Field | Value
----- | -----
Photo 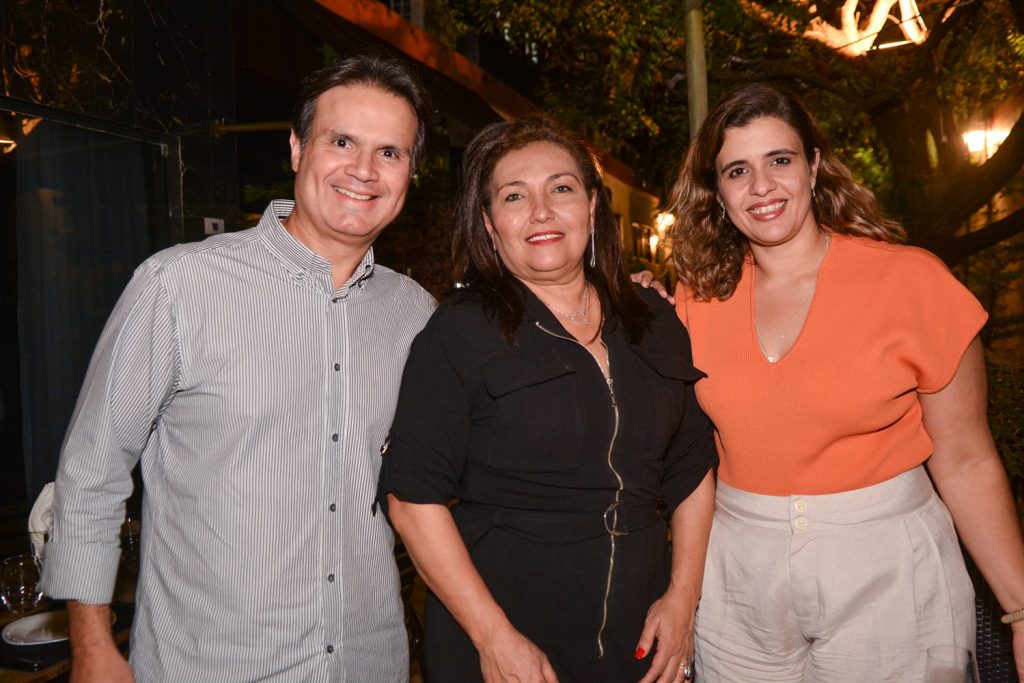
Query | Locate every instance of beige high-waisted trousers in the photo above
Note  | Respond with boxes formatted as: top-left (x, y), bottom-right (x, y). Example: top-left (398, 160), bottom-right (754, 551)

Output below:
top-left (695, 466), bottom-right (975, 683)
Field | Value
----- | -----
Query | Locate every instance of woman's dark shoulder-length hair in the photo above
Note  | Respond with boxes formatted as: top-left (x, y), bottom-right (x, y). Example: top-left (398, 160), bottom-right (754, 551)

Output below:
top-left (451, 114), bottom-right (652, 343)
top-left (667, 82), bottom-right (905, 302)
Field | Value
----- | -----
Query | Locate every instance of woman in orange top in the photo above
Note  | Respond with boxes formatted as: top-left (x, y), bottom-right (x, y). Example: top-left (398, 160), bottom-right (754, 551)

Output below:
top-left (669, 83), bottom-right (1024, 682)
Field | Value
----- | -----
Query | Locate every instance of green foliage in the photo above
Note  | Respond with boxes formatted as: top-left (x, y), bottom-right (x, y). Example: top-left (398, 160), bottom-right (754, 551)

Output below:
top-left (438, 0), bottom-right (694, 190)
top-left (433, 0), bottom-right (1024, 261)
top-left (938, 5), bottom-right (1024, 122)
top-left (963, 234), bottom-right (1024, 348)
top-left (988, 358), bottom-right (1024, 498)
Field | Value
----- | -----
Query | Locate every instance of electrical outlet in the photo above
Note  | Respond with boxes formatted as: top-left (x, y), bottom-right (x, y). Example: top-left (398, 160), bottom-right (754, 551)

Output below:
top-left (204, 217), bottom-right (225, 235)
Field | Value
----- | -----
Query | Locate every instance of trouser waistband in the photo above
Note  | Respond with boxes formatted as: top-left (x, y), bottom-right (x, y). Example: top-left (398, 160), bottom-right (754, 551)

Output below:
top-left (716, 466), bottom-right (935, 531)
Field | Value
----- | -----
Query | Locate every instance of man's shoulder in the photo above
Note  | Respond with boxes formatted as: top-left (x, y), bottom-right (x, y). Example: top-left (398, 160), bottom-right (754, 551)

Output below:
top-left (367, 264), bottom-right (438, 319)
top-left (142, 227), bottom-right (262, 276)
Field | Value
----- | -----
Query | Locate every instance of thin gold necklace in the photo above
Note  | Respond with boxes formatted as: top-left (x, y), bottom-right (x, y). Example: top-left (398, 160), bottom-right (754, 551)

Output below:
top-left (755, 232), bottom-right (830, 364)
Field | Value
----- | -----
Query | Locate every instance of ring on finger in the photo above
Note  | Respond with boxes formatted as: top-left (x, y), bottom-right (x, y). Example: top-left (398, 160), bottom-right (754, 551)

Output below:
top-left (679, 661), bottom-right (694, 679)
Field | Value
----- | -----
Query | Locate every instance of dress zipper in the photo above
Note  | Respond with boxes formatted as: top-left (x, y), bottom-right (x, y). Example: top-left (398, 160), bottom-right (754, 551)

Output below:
top-left (535, 322), bottom-right (622, 657)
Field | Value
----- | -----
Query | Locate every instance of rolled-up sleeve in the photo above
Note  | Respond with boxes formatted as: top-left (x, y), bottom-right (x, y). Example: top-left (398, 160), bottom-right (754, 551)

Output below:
top-left (376, 315), bottom-right (470, 516)
top-left (660, 380), bottom-right (717, 514)
top-left (42, 260), bottom-right (180, 604)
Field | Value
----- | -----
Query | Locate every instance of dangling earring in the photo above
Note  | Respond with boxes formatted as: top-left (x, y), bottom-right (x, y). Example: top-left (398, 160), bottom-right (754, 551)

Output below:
top-left (719, 205), bottom-right (728, 223)
top-left (589, 230), bottom-right (597, 269)
top-left (811, 184), bottom-right (816, 200)
top-left (492, 242), bottom-right (503, 273)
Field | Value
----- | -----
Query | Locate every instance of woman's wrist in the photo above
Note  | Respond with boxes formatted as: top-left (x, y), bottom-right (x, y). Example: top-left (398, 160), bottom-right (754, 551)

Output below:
top-left (663, 580), bottom-right (700, 608)
top-left (466, 605), bottom-right (515, 651)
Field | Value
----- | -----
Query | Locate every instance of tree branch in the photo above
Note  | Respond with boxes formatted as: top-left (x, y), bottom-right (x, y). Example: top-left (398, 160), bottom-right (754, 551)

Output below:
top-left (897, 0), bottom-right (929, 43)
top-left (936, 205), bottom-right (1024, 265)
top-left (931, 108), bottom-right (1024, 230)
top-left (736, 1), bottom-right (808, 39)
top-left (710, 58), bottom-right (855, 102)
top-left (921, 0), bottom-right (982, 64)
top-left (854, 1), bottom-right (980, 113)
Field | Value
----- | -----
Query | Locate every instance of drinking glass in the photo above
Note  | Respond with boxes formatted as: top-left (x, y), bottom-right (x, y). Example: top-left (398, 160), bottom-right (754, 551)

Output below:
top-left (0, 553), bottom-right (44, 614)
top-left (924, 645), bottom-right (980, 683)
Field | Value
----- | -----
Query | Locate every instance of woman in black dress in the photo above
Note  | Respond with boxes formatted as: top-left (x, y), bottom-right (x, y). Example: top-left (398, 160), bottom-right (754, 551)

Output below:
top-left (377, 116), bottom-right (716, 683)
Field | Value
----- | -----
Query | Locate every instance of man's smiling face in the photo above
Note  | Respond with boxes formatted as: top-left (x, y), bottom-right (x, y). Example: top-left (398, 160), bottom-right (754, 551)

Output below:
top-left (285, 83), bottom-right (418, 256)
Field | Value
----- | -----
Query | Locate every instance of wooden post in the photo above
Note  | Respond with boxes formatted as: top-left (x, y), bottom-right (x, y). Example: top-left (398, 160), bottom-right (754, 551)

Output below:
top-left (684, 0), bottom-right (708, 134)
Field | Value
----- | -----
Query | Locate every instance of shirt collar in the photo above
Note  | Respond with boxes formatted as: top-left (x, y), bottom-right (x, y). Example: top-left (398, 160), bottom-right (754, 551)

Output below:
top-left (258, 199), bottom-right (376, 294)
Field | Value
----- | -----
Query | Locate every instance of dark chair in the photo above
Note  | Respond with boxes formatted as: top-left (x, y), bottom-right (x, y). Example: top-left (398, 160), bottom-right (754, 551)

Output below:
top-left (965, 551), bottom-right (1016, 681)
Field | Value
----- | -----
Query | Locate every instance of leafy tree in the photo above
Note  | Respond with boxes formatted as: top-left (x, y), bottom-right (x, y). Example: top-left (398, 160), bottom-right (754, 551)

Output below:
top-left (435, 0), bottom-right (1024, 265)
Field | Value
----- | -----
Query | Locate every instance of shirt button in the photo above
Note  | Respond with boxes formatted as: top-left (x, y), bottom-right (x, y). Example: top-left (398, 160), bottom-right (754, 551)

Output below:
top-left (329, 503), bottom-right (336, 512)
top-left (794, 517), bottom-right (808, 530)
top-left (333, 363), bottom-right (340, 371)
top-left (326, 645), bottom-right (334, 654)
top-left (331, 433), bottom-right (339, 442)
top-left (794, 499), bottom-right (808, 513)
top-left (327, 574), bottom-right (335, 583)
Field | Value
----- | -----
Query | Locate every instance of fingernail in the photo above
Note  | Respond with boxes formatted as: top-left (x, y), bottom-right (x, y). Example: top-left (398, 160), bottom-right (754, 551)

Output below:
top-left (634, 647), bottom-right (646, 659)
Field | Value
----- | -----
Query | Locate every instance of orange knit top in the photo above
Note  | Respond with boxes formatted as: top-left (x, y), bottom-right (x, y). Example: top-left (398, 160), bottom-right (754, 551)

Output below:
top-left (675, 233), bottom-right (987, 495)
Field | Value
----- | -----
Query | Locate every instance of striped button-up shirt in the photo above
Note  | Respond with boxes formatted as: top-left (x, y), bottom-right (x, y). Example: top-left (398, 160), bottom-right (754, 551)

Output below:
top-left (42, 200), bottom-right (437, 682)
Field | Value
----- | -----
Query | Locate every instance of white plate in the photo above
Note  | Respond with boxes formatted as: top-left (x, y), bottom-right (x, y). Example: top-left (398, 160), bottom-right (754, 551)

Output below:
top-left (2, 609), bottom-right (116, 646)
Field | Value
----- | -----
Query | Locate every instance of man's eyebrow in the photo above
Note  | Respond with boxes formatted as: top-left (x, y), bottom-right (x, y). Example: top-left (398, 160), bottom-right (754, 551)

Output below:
top-left (323, 129), bottom-right (411, 152)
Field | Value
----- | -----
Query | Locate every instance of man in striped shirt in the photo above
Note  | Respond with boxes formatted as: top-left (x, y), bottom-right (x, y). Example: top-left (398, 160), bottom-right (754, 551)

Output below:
top-left (42, 56), bottom-right (436, 682)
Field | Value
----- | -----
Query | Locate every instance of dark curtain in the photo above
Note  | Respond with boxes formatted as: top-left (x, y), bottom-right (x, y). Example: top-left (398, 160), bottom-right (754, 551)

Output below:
top-left (17, 120), bottom-right (153, 500)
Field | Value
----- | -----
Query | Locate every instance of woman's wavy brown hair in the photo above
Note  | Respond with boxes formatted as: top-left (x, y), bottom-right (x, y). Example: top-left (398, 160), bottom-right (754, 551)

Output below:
top-left (668, 83), bottom-right (905, 301)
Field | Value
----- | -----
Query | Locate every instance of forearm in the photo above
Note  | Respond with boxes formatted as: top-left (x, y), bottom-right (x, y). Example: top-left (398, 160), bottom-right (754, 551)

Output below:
top-left (930, 454), bottom-right (1024, 612)
top-left (665, 470), bottom-right (715, 606)
top-left (67, 601), bottom-right (120, 658)
top-left (386, 496), bottom-right (512, 648)
top-left (66, 601), bottom-right (134, 683)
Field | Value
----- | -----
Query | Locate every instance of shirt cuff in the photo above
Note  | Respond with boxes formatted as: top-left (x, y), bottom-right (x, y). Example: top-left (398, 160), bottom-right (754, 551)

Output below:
top-left (41, 541), bottom-right (122, 605)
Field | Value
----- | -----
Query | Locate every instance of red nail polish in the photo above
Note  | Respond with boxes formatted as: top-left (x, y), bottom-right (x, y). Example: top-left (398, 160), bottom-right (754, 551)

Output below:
top-left (634, 647), bottom-right (646, 659)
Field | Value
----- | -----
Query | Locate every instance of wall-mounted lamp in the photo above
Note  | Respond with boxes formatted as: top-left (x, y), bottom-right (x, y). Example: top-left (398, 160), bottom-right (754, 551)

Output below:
top-left (962, 128), bottom-right (1009, 158)
top-left (654, 212), bottom-right (675, 236)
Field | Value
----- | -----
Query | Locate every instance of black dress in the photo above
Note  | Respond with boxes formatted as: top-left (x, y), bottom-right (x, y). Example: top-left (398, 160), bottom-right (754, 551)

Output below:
top-left (377, 284), bottom-right (716, 682)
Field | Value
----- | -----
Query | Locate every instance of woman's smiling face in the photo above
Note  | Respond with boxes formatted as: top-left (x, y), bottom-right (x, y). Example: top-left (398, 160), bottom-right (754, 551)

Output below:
top-left (483, 141), bottom-right (596, 286)
top-left (716, 116), bottom-right (820, 248)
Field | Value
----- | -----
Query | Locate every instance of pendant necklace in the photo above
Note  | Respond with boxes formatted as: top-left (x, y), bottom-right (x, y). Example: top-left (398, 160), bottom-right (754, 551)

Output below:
top-left (755, 285), bottom-right (815, 363)
top-left (545, 283), bottom-right (592, 328)
top-left (755, 232), bottom-right (830, 364)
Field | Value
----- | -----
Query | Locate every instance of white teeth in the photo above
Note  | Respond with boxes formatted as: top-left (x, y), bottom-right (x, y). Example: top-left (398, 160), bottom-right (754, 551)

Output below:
top-left (335, 187), bottom-right (373, 201)
top-left (527, 233), bottom-right (562, 243)
top-left (749, 201), bottom-right (785, 215)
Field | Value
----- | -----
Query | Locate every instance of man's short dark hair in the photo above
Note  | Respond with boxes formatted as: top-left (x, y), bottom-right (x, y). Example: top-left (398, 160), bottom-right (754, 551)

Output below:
top-left (292, 55), bottom-right (430, 169)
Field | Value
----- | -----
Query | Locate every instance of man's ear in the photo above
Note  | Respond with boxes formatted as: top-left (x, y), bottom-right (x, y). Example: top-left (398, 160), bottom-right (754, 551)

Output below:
top-left (289, 131), bottom-right (303, 173)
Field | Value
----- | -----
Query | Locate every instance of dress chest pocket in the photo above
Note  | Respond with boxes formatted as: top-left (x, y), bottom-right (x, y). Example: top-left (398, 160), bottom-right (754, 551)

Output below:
top-left (482, 355), bottom-right (583, 472)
